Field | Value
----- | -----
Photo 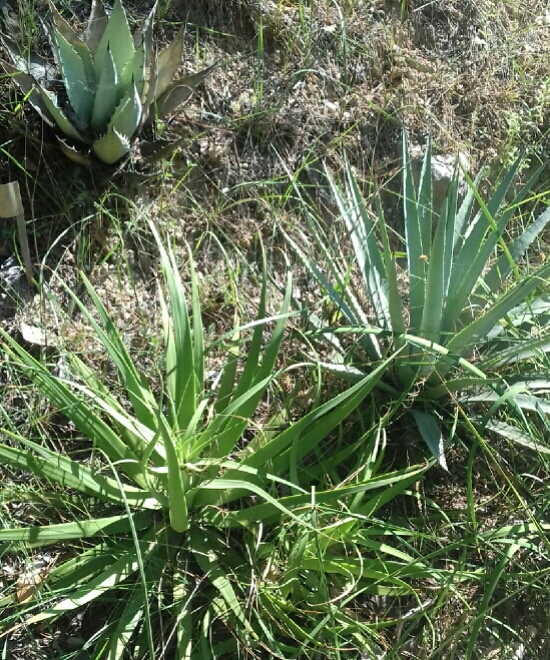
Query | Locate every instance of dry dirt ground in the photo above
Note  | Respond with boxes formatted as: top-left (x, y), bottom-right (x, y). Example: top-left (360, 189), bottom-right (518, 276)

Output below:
top-left (2, 0), bottom-right (550, 658)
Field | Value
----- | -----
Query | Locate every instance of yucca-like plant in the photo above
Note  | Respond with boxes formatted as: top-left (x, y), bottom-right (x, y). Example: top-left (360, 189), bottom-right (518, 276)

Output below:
top-left (0, 0), bottom-right (215, 164)
top-left (0, 224), bottom-right (441, 658)
top-left (288, 136), bottom-right (550, 467)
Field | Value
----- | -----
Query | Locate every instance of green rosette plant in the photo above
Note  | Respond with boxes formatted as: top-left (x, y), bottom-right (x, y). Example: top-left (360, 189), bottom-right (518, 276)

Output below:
top-left (0, 0), bottom-right (215, 164)
top-left (0, 224), bottom-right (440, 658)
top-left (288, 136), bottom-right (550, 467)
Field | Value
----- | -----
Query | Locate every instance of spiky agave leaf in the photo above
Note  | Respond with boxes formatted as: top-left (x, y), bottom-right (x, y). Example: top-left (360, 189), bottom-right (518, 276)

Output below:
top-left (47, 25), bottom-right (94, 124)
top-left (84, 0), bottom-right (109, 54)
top-left (45, 0), bottom-right (95, 83)
top-left (92, 47), bottom-right (118, 130)
top-left (93, 0), bottom-right (135, 84)
top-left (154, 62), bottom-right (218, 119)
top-left (92, 84), bottom-right (142, 163)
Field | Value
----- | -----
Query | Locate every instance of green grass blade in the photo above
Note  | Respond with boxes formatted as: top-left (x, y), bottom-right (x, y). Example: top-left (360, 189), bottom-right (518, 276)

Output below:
top-left (74, 272), bottom-right (160, 433)
top-left (0, 330), bottom-right (149, 487)
top-left (243, 356), bottom-right (394, 475)
top-left (199, 462), bottom-right (427, 527)
top-left (25, 548), bottom-right (143, 626)
top-left (403, 133), bottom-right (426, 332)
top-left (192, 375), bottom-right (274, 460)
top-left (286, 228), bottom-right (382, 360)
top-left (0, 435), bottom-right (157, 508)
top-left (484, 202), bottom-right (550, 293)
top-left (445, 261), bottom-right (550, 357)
top-left (189, 529), bottom-right (250, 630)
top-left (0, 513), bottom-right (150, 544)
top-left (150, 222), bottom-right (202, 434)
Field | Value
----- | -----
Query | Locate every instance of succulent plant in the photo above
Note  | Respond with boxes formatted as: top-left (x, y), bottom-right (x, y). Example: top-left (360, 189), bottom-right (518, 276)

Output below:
top-left (0, 0), bottom-right (215, 164)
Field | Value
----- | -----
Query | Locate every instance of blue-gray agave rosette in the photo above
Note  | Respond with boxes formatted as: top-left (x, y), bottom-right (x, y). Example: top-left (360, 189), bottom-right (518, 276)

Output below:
top-left (0, 0), bottom-right (215, 164)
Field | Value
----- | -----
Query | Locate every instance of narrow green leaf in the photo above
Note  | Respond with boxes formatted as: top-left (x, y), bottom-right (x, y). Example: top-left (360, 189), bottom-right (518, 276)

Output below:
top-left (420, 176), bottom-right (458, 344)
top-left (339, 162), bottom-right (390, 328)
top-left (26, 548), bottom-right (144, 626)
top-left (108, 597), bottom-right (143, 660)
top-left (375, 194), bottom-right (406, 337)
top-left (403, 133), bottom-right (426, 333)
top-left (0, 436), bottom-right (158, 508)
top-left (150, 222), bottom-right (201, 434)
top-left (190, 530), bottom-right (249, 628)
top-left (416, 136), bottom-right (433, 251)
top-left (192, 375), bottom-right (274, 461)
top-left (445, 261), bottom-right (550, 358)
top-left (482, 419), bottom-right (550, 455)
top-left (286, 229), bottom-right (381, 360)
top-left (198, 463), bottom-right (427, 527)
top-left (0, 329), bottom-right (149, 488)
top-left (484, 202), bottom-right (550, 293)
top-left (0, 513), bottom-right (149, 544)
top-left (453, 168), bottom-right (484, 250)
top-left (159, 415), bottom-right (189, 532)
top-left (465, 389), bottom-right (550, 415)
top-left (71, 273), bottom-right (161, 446)
top-left (245, 356), bottom-right (395, 473)
top-left (443, 154), bottom-right (530, 332)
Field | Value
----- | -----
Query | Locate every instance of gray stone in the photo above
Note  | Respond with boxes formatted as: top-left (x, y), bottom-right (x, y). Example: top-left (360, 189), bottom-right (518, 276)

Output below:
top-left (410, 149), bottom-right (470, 219)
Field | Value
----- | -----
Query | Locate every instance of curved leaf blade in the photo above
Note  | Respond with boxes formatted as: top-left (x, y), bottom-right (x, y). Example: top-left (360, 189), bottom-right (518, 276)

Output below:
top-left (155, 63), bottom-right (217, 118)
top-left (154, 25), bottom-right (184, 99)
top-left (411, 410), bottom-right (447, 470)
top-left (93, 0), bottom-right (134, 83)
top-left (50, 26), bottom-right (94, 123)
top-left (92, 46), bottom-right (118, 130)
top-left (85, 0), bottom-right (109, 54)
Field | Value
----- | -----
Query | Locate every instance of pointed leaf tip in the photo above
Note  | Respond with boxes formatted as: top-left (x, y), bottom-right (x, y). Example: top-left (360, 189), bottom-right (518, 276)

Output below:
top-left (411, 410), bottom-right (448, 471)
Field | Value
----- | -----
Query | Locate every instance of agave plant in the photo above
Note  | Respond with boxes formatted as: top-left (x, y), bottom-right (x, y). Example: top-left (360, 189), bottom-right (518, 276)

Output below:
top-left (288, 136), bottom-right (550, 467)
top-left (0, 0), bottom-right (215, 164)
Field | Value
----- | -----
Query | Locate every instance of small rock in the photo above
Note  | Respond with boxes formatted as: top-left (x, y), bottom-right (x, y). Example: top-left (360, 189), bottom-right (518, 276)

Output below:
top-left (0, 255), bottom-right (31, 318)
top-left (410, 149), bottom-right (470, 219)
